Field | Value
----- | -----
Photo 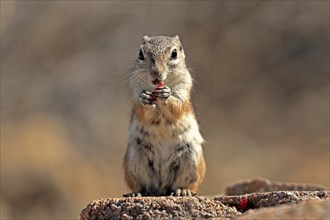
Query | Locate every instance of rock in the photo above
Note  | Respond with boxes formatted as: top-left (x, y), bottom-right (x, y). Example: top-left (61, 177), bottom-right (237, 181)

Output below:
top-left (225, 177), bottom-right (328, 195)
top-left (80, 196), bottom-right (240, 220)
top-left (236, 199), bottom-right (330, 220)
top-left (216, 190), bottom-right (329, 210)
top-left (80, 191), bottom-right (329, 220)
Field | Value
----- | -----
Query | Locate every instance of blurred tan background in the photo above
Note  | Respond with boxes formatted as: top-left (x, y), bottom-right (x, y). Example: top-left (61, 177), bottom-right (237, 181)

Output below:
top-left (1, 1), bottom-right (329, 219)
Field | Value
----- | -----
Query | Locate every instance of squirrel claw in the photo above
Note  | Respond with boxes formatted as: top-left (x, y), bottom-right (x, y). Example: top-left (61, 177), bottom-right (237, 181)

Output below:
top-left (170, 189), bottom-right (196, 197)
top-left (139, 90), bottom-right (155, 105)
top-left (123, 192), bottom-right (142, 197)
top-left (152, 86), bottom-right (172, 100)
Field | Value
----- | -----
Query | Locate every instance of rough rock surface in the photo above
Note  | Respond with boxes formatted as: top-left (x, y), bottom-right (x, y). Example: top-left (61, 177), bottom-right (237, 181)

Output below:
top-left (236, 199), bottom-right (330, 220)
top-left (80, 196), bottom-right (241, 220)
top-left (225, 177), bottom-right (328, 195)
top-left (80, 179), bottom-right (329, 220)
top-left (216, 191), bottom-right (329, 209)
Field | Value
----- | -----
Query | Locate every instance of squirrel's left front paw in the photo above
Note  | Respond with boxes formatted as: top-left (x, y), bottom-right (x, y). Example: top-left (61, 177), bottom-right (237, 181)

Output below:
top-left (153, 85), bottom-right (172, 100)
top-left (139, 90), bottom-right (155, 105)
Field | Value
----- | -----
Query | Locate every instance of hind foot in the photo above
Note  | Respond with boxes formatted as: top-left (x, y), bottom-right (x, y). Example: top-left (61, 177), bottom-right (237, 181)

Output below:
top-left (123, 192), bottom-right (142, 197)
top-left (170, 189), bottom-right (196, 197)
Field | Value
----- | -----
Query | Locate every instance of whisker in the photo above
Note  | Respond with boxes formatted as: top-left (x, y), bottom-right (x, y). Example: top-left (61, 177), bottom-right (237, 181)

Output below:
top-left (115, 68), bottom-right (134, 88)
top-left (130, 69), bottom-right (149, 86)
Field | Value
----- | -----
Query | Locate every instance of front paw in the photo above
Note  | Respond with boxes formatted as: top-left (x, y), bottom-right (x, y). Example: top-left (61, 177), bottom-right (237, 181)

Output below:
top-left (153, 85), bottom-right (172, 101)
top-left (139, 90), bottom-right (155, 105)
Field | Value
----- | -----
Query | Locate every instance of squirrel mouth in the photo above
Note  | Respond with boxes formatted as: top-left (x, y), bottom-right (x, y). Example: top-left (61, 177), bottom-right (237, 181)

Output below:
top-left (152, 75), bottom-right (167, 85)
top-left (152, 79), bottom-right (161, 85)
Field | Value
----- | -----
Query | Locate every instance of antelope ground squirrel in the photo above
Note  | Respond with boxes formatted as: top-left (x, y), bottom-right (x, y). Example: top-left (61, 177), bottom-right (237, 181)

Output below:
top-left (123, 35), bottom-right (205, 197)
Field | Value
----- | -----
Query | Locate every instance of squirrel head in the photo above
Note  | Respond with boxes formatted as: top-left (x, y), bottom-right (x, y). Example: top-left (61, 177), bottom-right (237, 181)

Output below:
top-left (133, 35), bottom-right (188, 85)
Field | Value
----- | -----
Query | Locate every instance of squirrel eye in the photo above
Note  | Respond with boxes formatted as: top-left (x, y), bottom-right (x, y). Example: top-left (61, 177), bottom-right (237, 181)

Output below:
top-left (171, 49), bottom-right (177, 60)
top-left (138, 49), bottom-right (145, 60)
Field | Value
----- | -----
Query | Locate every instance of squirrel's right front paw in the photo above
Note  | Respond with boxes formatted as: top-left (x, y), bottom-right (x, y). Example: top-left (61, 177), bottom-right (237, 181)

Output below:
top-left (139, 90), bottom-right (155, 105)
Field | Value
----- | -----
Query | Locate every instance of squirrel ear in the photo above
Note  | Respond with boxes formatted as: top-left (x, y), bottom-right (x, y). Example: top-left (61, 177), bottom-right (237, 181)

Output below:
top-left (143, 35), bottom-right (150, 43)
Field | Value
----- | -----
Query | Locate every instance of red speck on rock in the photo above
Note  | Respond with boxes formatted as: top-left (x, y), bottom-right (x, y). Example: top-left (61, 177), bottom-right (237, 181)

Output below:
top-left (238, 197), bottom-right (249, 211)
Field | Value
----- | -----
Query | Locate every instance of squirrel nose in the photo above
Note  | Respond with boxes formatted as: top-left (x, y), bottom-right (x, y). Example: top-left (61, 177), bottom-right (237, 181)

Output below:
top-left (151, 69), bottom-right (161, 77)
top-left (151, 67), bottom-right (167, 81)
top-left (151, 63), bottom-right (165, 76)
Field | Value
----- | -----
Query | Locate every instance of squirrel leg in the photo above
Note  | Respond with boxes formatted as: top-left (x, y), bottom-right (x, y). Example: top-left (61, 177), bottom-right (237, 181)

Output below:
top-left (169, 153), bottom-right (206, 197)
